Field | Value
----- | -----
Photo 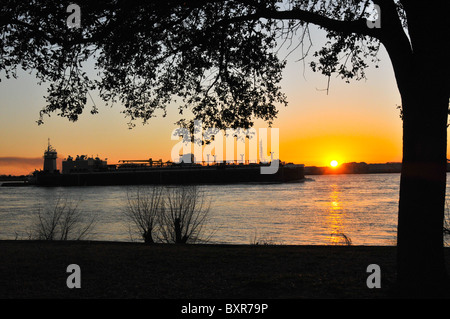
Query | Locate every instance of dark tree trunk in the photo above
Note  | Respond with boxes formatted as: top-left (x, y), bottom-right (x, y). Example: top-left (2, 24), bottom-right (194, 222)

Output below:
top-left (396, 80), bottom-right (449, 296)
top-left (174, 217), bottom-right (188, 244)
top-left (379, 3), bottom-right (450, 295)
top-left (143, 230), bottom-right (154, 244)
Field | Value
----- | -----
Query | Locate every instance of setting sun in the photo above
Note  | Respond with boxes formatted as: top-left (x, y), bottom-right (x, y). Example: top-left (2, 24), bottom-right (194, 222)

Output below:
top-left (330, 160), bottom-right (339, 167)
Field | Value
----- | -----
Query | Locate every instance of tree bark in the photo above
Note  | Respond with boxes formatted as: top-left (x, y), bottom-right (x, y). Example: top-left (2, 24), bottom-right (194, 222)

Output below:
top-left (396, 79), bottom-right (449, 296)
top-left (377, 1), bottom-right (450, 295)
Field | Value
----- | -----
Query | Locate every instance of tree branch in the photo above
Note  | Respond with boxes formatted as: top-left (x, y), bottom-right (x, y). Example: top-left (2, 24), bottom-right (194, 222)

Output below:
top-left (4, 17), bottom-right (61, 45)
top-left (223, 7), bottom-right (383, 39)
top-left (372, 0), bottom-right (413, 96)
top-left (228, 2), bottom-right (414, 96)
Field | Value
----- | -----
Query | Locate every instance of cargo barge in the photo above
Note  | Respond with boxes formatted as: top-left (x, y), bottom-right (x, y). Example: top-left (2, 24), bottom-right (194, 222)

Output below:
top-left (30, 142), bottom-right (305, 187)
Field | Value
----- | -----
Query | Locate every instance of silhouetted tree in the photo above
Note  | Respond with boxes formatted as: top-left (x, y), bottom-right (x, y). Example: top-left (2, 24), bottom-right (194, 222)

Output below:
top-left (31, 196), bottom-right (96, 240)
top-left (124, 186), bottom-right (165, 244)
top-left (1, 0), bottom-right (449, 295)
top-left (124, 185), bottom-right (211, 244)
top-left (158, 185), bottom-right (212, 244)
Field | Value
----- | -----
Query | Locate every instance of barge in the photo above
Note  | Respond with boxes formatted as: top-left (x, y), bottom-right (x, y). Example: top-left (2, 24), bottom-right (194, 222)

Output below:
top-left (30, 142), bottom-right (305, 186)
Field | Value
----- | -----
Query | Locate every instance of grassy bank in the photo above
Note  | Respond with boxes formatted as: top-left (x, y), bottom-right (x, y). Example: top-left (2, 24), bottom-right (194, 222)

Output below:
top-left (0, 241), bottom-right (413, 299)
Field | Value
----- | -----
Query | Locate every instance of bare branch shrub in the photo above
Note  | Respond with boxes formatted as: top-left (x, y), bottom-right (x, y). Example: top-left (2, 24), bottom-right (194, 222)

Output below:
top-left (330, 231), bottom-right (352, 246)
top-left (250, 230), bottom-right (284, 245)
top-left (158, 186), bottom-right (212, 244)
top-left (125, 185), bottom-right (213, 244)
top-left (31, 197), bottom-right (96, 241)
top-left (124, 186), bottom-right (165, 244)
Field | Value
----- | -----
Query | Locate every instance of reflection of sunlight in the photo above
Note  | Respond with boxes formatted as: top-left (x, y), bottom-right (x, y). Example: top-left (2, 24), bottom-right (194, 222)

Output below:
top-left (326, 184), bottom-right (346, 244)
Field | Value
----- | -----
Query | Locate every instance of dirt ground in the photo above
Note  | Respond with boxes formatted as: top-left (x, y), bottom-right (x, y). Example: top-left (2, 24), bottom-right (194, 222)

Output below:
top-left (0, 240), bottom-right (448, 302)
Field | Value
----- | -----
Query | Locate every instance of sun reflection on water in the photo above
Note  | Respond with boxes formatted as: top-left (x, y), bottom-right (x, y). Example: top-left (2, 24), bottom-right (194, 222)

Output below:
top-left (326, 184), bottom-right (349, 245)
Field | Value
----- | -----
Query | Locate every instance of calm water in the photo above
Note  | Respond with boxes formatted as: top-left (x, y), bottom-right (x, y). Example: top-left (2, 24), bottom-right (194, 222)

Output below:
top-left (1, 173), bottom-right (449, 246)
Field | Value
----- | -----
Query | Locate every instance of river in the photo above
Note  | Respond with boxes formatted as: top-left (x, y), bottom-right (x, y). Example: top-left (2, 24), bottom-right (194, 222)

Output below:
top-left (1, 173), bottom-right (449, 245)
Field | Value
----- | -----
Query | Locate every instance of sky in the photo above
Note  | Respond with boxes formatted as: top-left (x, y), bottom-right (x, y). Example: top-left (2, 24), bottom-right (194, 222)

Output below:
top-left (0, 26), bottom-right (405, 176)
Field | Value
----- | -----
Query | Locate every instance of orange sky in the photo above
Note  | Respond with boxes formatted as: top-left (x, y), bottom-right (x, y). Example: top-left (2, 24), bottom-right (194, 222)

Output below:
top-left (0, 27), bottom-right (408, 176)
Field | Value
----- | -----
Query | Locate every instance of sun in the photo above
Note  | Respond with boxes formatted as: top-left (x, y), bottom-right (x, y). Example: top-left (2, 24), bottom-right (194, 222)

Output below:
top-left (330, 160), bottom-right (339, 167)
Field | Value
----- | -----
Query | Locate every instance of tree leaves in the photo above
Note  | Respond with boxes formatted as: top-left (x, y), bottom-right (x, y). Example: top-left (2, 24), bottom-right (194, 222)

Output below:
top-left (310, 33), bottom-right (380, 84)
top-left (0, 0), bottom-right (388, 129)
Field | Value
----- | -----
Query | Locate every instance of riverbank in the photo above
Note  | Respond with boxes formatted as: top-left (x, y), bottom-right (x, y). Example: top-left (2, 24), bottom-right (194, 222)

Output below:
top-left (0, 240), bottom-right (429, 299)
top-left (1, 241), bottom-right (450, 301)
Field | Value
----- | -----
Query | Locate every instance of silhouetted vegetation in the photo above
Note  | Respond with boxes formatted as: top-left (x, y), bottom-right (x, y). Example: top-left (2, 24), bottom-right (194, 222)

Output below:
top-left (249, 230), bottom-right (284, 246)
top-left (29, 197), bottom-right (96, 241)
top-left (124, 186), bottom-right (164, 244)
top-left (331, 232), bottom-right (352, 246)
top-left (124, 185), bottom-right (213, 244)
top-left (159, 186), bottom-right (212, 244)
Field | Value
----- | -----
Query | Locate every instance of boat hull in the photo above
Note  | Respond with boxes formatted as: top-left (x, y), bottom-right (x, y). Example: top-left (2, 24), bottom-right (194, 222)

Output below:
top-left (34, 165), bottom-right (304, 186)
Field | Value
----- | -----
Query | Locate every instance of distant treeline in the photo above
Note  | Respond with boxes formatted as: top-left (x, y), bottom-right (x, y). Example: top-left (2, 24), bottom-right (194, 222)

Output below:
top-left (0, 175), bottom-right (29, 181)
top-left (305, 162), bottom-right (450, 175)
top-left (305, 162), bottom-right (402, 175)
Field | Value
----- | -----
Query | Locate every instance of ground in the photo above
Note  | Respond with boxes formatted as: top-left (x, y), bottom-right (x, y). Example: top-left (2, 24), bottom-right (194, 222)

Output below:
top-left (0, 241), bottom-right (448, 300)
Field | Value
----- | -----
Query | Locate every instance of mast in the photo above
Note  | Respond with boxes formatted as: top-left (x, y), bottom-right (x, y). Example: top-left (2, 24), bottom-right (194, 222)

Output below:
top-left (43, 139), bottom-right (57, 173)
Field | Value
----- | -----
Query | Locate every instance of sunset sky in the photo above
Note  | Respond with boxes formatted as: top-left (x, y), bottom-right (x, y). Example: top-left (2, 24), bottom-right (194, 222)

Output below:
top-left (0, 26), bottom-right (406, 176)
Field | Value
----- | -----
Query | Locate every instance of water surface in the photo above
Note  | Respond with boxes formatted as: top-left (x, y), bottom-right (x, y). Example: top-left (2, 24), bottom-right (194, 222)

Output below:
top-left (1, 173), bottom-right (446, 245)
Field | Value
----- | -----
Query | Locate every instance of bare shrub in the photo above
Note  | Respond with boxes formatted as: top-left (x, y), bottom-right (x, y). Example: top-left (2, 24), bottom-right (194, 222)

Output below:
top-left (330, 231), bottom-right (352, 246)
top-left (31, 197), bottom-right (96, 240)
top-left (250, 230), bottom-right (283, 245)
top-left (159, 185), bottom-right (212, 244)
top-left (124, 186), bottom-right (165, 244)
top-left (125, 185), bottom-right (213, 244)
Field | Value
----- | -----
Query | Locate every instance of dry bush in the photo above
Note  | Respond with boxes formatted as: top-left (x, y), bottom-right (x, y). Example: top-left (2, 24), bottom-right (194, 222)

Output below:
top-left (31, 197), bottom-right (96, 241)
top-left (330, 232), bottom-right (352, 246)
top-left (124, 185), bottom-right (213, 244)
top-left (159, 185), bottom-right (212, 244)
top-left (124, 186), bottom-right (164, 244)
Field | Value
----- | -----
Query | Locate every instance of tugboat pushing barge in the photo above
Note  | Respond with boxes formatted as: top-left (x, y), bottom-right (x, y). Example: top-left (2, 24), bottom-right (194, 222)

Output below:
top-left (32, 141), bottom-right (305, 186)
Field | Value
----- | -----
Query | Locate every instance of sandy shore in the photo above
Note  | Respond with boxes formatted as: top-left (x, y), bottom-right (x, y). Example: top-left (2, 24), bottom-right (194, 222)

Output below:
top-left (0, 241), bottom-right (448, 300)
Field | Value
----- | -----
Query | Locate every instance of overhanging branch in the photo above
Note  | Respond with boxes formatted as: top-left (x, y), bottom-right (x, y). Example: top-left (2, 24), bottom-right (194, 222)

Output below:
top-left (222, 8), bottom-right (383, 39)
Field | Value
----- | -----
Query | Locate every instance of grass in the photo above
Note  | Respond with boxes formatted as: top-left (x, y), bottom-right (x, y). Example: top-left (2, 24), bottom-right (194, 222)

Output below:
top-left (0, 240), bottom-right (410, 299)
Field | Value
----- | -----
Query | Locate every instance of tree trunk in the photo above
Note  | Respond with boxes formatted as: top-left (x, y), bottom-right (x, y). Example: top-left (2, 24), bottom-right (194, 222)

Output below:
top-left (396, 83), bottom-right (449, 296)
top-left (379, 2), bottom-right (450, 296)
top-left (174, 217), bottom-right (187, 244)
top-left (143, 230), bottom-right (154, 244)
